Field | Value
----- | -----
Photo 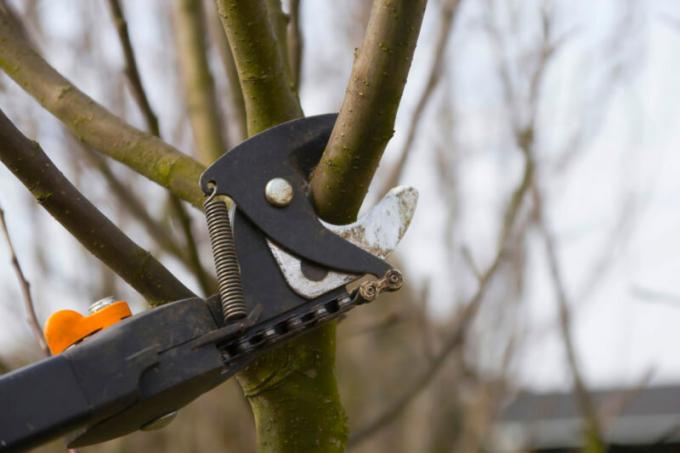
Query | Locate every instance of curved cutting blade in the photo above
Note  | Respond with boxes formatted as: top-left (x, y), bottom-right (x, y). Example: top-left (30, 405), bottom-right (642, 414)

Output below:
top-left (268, 186), bottom-right (418, 298)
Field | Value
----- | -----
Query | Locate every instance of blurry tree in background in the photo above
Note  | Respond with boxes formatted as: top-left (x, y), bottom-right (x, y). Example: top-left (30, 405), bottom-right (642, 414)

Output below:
top-left (0, 0), bottom-right (657, 452)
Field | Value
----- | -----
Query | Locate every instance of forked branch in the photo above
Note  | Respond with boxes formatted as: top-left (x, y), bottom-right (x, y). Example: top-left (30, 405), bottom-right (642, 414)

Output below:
top-left (0, 109), bottom-right (195, 306)
top-left (0, 7), bottom-right (206, 208)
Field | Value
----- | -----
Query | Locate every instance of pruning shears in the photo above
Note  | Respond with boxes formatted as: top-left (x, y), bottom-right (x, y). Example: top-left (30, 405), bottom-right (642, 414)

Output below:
top-left (0, 114), bottom-right (417, 451)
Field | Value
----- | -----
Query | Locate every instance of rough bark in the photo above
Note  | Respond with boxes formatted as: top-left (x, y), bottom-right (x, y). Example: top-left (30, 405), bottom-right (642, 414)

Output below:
top-left (311, 0), bottom-right (428, 224)
top-left (0, 109), bottom-right (195, 306)
top-left (215, 0), bottom-right (302, 136)
top-left (0, 7), bottom-right (206, 208)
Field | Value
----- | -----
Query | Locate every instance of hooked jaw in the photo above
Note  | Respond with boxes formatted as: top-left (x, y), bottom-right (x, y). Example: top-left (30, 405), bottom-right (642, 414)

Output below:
top-left (268, 185), bottom-right (419, 299)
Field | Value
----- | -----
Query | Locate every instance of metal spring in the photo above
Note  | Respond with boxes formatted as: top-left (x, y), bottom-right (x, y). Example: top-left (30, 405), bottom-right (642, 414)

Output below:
top-left (204, 191), bottom-right (247, 322)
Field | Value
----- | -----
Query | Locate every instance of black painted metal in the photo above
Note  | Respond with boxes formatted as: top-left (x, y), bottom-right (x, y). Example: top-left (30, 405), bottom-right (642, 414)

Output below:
top-left (200, 114), bottom-right (390, 278)
top-left (0, 298), bottom-right (228, 451)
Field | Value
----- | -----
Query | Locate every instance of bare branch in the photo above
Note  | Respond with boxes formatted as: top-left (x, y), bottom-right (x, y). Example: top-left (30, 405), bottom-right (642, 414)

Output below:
top-left (216, 0), bottom-right (302, 136)
top-left (0, 108), bottom-right (195, 305)
top-left (631, 286), bottom-right (680, 305)
top-left (209, 7), bottom-right (247, 144)
top-left (106, 1), bottom-right (212, 295)
top-left (0, 7), bottom-right (206, 207)
top-left (0, 206), bottom-right (50, 356)
top-left (287, 0), bottom-right (303, 92)
top-left (532, 186), bottom-right (604, 451)
top-left (83, 148), bottom-right (216, 295)
top-left (350, 151), bottom-right (533, 447)
top-left (167, 195), bottom-right (214, 295)
top-left (376, 0), bottom-right (461, 198)
top-left (266, 0), bottom-right (292, 82)
top-left (173, 0), bottom-right (228, 164)
top-left (107, 0), bottom-right (160, 137)
top-left (311, 0), bottom-right (428, 223)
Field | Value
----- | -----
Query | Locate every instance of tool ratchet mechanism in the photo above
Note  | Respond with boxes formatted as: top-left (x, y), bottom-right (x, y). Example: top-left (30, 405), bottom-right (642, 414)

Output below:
top-left (0, 114), bottom-right (418, 451)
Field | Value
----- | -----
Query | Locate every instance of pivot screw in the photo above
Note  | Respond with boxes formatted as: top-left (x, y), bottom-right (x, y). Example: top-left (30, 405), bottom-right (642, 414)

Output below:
top-left (265, 178), bottom-right (294, 207)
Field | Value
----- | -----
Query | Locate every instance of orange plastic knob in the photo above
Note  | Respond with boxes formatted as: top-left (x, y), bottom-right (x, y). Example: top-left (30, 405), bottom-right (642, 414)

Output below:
top-left (43, 301), bottom-right (132, 355)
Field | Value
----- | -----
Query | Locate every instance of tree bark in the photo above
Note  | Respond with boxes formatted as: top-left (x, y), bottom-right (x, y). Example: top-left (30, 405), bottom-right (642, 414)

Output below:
top-left (0, 109), bottom-right (195, 306)
top-left (311, 0), bottom-right (428, 224)
top-left (0, 7), bottom-right (206, 208)
top-left (216, 0), bottom-right (302, 137)
top-left (173, 0), bottom-right (228, 164)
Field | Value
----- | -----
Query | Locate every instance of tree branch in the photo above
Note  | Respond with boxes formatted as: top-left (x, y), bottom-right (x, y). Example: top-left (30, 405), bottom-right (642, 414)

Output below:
top-left (0, 7), bottom-right (206, 208)
top-left (0, 109), bottom-right (195, 305)
top-left (209, 8), bottom-right (247, 145)
top-left (266, 0), bottom-right (292, 82)
top-left (106, 0), bottom-right (213, 295)
top-left (287, 0), bottom-right (303, 93)
top-left (173, 0), bottom-right (228, 164)
top-left (376, 0), bottom-right (460, 198)
top-left (106, 0), bottom-right (160, 137)
top-left (311, 0), bottom-right (428, 224)
top-left (0, 206), bottom-right (50, 356)
top-left (533, 186), bottom-right (604, 452)
top-left (215, 0), bottom-right (302, 136)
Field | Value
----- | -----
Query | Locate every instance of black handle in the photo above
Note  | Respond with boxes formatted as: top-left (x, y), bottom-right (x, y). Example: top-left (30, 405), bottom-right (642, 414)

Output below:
top-left (0, 355), bottom-right (92, 451)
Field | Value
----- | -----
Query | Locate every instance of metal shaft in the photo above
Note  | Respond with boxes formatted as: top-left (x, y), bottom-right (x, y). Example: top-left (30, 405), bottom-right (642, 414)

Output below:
top-left (204, 195), bottom-right (247, 321)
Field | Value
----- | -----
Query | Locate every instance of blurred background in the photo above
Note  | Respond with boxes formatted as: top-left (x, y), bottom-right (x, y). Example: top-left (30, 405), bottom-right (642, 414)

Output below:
top-left (0, 0), bottom-right (678, 451)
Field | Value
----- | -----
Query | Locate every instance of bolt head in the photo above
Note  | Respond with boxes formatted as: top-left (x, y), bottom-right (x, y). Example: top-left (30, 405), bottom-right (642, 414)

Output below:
top-left (265, 178), bottom-right (294, 207)
top-left (89, 296), bottom-right (116, 314)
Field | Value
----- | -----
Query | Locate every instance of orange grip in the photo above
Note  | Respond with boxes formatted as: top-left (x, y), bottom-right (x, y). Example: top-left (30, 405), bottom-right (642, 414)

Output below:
top-left (43, 301), bottom-right (132, 355)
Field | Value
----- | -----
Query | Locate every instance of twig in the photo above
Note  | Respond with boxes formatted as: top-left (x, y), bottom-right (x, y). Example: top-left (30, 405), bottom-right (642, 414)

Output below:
top-left (106, 0), bottom-right (212, 295)
top-left (0, 108), bottom-right (195, 306)
top-left (631, 286), bottom-right (680, 305)
top-left (172, 0), bottom-right (227, 164)
top-left (0, 206), bottom-right (50, 356)
top-left (0, 7), bottom-right (206, 207)
top-left (376, 0), bottom-right (461, 199)
top-left (532, 186), bottom-right (604, 451)
top-left (107, 0), bottom-right (160, 137)
top-left (83, 148), bottom-right (216, 294)
top-left (287, 0), bottom-right (303, 92)
top-left (168, 195), bottom-right (214, 295)
top-left (350, 152), bottom-right (533, 447)
top-left (598, 368), bottom-right (654, 432)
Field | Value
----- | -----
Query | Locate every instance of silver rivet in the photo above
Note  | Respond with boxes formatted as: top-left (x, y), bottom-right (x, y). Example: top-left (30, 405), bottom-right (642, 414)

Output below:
top-left (141, 411), bottom-right (178, 431)
top-left (89, 296), bottom-right (116, 314)
top-left (265, 178), bottom-right (294, 207)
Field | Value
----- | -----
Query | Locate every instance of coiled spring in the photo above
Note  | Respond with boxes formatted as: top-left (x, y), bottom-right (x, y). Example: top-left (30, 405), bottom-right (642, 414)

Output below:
top-left (204, 188), bottom-right (247, 322)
